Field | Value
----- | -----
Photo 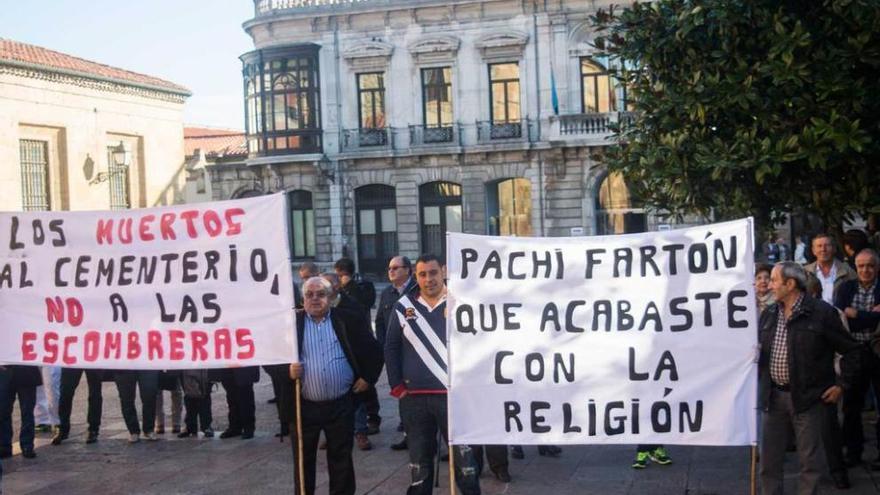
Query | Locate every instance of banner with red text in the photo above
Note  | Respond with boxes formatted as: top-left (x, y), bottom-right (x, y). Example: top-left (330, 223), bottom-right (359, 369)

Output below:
top-left (447, 219), bottom-right (758, 446)
top-left (0, 194), bottom-right (296, 369)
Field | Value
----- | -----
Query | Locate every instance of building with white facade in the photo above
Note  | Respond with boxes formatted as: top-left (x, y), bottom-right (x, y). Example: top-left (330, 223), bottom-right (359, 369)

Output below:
top-left (213, 0), bottom-right (649, 277)
top-left (0, 39), bottom-right (191, 213)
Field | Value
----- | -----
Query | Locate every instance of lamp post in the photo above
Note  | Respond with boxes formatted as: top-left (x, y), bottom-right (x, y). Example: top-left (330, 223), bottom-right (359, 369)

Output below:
top-left (90, 141), bottom-right (131, 184)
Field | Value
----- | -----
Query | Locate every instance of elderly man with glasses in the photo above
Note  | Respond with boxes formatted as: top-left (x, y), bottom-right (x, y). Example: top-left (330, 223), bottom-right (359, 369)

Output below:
top-left (286, 276), bottom-right (383, 495)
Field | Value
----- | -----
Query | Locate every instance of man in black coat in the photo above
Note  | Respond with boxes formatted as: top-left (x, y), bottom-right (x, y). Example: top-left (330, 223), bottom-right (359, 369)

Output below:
top-left (214, 366), bottom-right (259, 439)
top-left (834, 248), bottom-right (880, 468)
top-left (759, 262), bottom-right (862, 493)
top-left (286, 276), bottom-right (383, 495)
top-left (0, 365), bottom-right (42, 459)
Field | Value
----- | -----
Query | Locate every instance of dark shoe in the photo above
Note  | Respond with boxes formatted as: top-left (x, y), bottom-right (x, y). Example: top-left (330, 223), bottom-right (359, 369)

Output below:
top-left (832, 471), bottom-right (851, 489)
top-left (366, 423), bottom-right (380, 436)
top-left (86, 431), bottom-right (99, 444)
top-left (241, 430), bottom-right (254, 440)
top-left (268, 397), bottom-right (278, 404)
top-left (220, 429), bottom-right (241, 439)
top-left (356, 432), bottom-right (372, 451)
top-left (511, 446), bottom-right (524, 459)
top-left (177, 430), bottom-right (197, 438)
top-left (396, 422), bottom-right (405, 432)
top-left (203, 428), bottom-right (215, 438)
top-left (172, 426), bottom-right (181, 434)
top-left (492, 468), bottom-right (512, 482)
top-left (51, 431), bottom-right (69, 446)
top-left (538, 445), bottom-right (562, 457)
top-left (21, 448), bottom-right (36, 459)
top-left (390, 437), bottom-right (408, 450)
top-left (35, 424), bottom-right (52, 433)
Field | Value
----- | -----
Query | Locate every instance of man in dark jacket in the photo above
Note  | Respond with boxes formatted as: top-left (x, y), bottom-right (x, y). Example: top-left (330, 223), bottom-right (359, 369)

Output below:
top-left (0, 365), bottom-right (41, 459)
top-left (759, 262), bottom-right (862, 494)
top-left (334, 258), bottom-right (376, 311)
top-left (834, 248), bottom-right (880, 468)
top-left (385, 254), bottom-right (481, 495)
top-left (287, 276), bottom-right (383, 495)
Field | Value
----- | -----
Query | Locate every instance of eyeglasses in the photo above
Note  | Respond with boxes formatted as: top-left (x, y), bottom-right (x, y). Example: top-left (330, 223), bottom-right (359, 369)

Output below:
top-left (304, 291), bottom-right (328, 299)
top-left (388, 266), bottom-right (405, 271)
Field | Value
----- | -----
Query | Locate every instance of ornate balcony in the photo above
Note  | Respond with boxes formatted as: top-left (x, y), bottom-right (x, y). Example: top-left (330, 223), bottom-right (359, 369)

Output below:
top-left (548, 112), bottom-right (634, 143)
top-left (409, 124), bottom-right (460, 147)
top-left (341, 127), bottom-right (393, 152)
top-left (475, 120), bottom-right (534, 144)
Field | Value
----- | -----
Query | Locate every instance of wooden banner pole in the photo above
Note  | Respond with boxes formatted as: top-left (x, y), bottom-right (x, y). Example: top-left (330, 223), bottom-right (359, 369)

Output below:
top-left (448, 441), bottom-right (456, 495)
top-left (750, 444), bottom-right (758, 495)
top-left (295, 378), bottom-right (306, 495)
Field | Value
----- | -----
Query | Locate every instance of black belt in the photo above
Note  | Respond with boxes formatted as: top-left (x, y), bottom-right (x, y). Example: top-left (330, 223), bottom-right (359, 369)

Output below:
top-left (772, 382), bottom-right (790, 392)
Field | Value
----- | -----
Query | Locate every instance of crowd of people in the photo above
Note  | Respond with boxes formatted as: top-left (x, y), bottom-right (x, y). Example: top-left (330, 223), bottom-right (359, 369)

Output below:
top-left (4, 223), bottom-right (880, 494)
top-left (755, 228), bottom-right (880, 494)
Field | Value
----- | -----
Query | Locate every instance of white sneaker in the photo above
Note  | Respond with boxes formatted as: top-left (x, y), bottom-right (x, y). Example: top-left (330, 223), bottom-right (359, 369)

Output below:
top-left (128, 433), bottom-right (140, 443)
top-left (144, 432), bottom-right (158, 441)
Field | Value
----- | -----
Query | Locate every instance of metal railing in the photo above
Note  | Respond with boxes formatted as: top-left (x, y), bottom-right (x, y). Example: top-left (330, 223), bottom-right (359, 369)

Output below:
top-left (409, 124), bottom-right (459, 146)
top-left (341, 128), bottom-right (392, 152)
top-left (476, 120), bottom-right (526, 143)
top-left (557, 112), bottom-right (636, 137)
top-left (255, 0), bottom-right (380, 15)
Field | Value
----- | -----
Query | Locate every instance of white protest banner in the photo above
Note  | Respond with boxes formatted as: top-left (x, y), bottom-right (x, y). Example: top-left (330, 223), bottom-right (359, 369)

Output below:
top-left (0, 194), bottom-right (296, 369)
top-left (447, 219), bottom-right (757, 446)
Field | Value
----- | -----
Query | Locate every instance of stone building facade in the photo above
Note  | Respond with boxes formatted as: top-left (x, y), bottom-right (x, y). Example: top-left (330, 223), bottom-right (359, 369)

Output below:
top-left (214, 0), bottom-right (652, 277)
top-left (0, 39), bottom-right (190, 213)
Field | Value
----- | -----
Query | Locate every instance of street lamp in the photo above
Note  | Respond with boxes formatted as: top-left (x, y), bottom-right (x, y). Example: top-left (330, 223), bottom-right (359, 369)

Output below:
top-left (317, 154), bottom-right (335, 183)
top-left (90, 141), bottom-right (130, 185)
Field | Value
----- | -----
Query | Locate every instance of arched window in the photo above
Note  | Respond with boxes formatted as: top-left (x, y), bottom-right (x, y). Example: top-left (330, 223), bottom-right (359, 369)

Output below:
top-left (595, 172), bottom-right (646, 235)
top-left (355, 185), bottom-right (397, 277)
top-left (419, 181), bottom-right (462, 262)
top-left (288, 190), bottom-right (315, 259)
top-left (580, 58), bottom-right (616, 113)
top-left (487, 178), bottom-right (531, 236)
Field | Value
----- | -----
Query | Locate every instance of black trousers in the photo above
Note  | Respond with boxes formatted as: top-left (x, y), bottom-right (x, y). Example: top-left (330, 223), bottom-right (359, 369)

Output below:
top-left (0, 374), bottom-right (36, 452)
top-left (362, 386), bottom-right (381, 425)
top-left (473, 445), bottom-right (509, 475)
top-left (58, 368), bottom-right (104, 435)
top-left (823, 402), bottom-right (846, 475)
top-left (290, 394), bottom-right (356, 495)
top-left (842, 351), bottom-right (880, 460)
top-left (264, 365), bottom-right (289, 434)
top-left (115, 371), bottom-right (159, 435)
top-left (221, 377), bottom-right (255, 434)
top-left (183, 395), bottom-right (212, 433)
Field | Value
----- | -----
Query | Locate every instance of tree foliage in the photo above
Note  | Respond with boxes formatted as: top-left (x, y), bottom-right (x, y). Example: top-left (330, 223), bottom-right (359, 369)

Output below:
top-left (592, 0), bottom-right (880, 231)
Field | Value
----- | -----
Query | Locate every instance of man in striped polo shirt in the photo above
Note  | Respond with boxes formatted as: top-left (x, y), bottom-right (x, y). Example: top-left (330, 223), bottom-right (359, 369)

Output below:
top-left (288, 276), bottom-right (383, 495)
top-left (385, 254), bottom-right (481, 495)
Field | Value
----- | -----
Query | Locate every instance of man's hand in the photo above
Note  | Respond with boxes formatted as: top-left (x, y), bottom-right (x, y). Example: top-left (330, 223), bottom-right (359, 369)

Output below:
top-left (352, 378), bottom-right (369, 393)
top-left (844, 307), bottom-right (858, 318)
top-left (872, 304), bottom-right (880, 312)
top-left (289, 363), bottom-right (303, 380)
top-left (821, 385), bottom-right (843, 404)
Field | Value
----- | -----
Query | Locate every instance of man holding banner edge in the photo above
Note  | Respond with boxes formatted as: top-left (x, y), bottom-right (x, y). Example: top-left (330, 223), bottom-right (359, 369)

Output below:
top-left (384, 254), bottom-right (481, 495)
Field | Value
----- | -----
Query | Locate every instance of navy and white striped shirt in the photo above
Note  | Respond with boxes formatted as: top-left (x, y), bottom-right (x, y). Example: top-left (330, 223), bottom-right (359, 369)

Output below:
top-left (301, 312), bottom-right (354, 401)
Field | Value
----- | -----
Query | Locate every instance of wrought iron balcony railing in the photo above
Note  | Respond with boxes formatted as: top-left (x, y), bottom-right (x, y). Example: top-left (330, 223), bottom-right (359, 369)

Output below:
top-left (409, 124), bottom-right (460, 146)
top-left (255, 0), bottom-right (386, 16)
top-left (341, 127), bottom-right (393, 152)
top-left (475, 120), bottom-right (532, 143)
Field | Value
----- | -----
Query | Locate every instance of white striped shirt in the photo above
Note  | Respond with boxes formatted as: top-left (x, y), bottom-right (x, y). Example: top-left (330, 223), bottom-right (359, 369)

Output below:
top-left (301, 313), bottom-right (354, 401)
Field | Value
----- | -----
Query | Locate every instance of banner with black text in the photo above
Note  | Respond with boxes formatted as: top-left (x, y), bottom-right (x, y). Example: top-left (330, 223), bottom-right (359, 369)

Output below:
top-left (0, 194), bottom-right (296, 369)
top-left (447, 219), bottom-right (757, 446)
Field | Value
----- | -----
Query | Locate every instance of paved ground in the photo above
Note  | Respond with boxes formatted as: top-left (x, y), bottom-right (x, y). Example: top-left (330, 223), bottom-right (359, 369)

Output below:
top-left (3, 370), bottom-right (880, 494)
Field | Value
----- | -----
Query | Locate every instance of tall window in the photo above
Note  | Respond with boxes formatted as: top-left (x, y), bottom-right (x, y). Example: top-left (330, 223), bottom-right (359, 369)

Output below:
top-left (357, 73), bottom-right (386, 129)
top-left (242, 44), bottom-right (322, 155)
top-left (107, 145), bottom-right (130, 210)
top-left (487, 178), bottom-right (531, 237)
top-left (420, 182), bottom-right (462, 263)
top-left (288, 190), bottom-right (315, 259)
top-left (19, 139), bottom-right (50, 211)
top-left (489, 63), bottom-right (520, 123)
top-left (356, 185), bottom-right (397, 277)
top-left (422, 67), bottom-right (453, 127)
top-left (595, 172), bottom-right (646, 235)
top-left (580, 58), bottom-right (616, 113)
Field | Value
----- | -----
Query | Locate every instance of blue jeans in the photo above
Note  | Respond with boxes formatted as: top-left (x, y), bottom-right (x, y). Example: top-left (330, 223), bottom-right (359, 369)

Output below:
top-left (0, 370), bottom-right (37, 452)
top-left (399, 394), bottom-right (480, 495)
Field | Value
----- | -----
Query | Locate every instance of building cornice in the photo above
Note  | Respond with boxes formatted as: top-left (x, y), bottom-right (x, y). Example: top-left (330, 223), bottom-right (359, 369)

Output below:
top-left (0, 59), bottom-right (191, 103)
